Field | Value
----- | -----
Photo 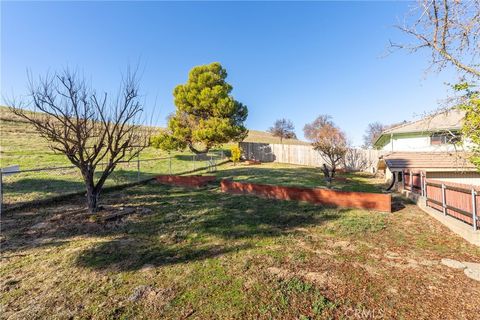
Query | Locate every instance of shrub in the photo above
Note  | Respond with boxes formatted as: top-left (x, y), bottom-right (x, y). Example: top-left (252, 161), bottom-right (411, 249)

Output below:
top-left (230, 145), bottom-right (242, 165)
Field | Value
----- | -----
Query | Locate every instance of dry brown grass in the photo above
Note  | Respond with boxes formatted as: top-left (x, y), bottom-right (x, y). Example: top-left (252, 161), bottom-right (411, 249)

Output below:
top-left (1, 181), bottom-right (479, 319)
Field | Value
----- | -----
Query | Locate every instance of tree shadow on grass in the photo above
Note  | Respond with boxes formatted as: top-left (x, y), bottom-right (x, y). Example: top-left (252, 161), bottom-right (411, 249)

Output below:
top-left (197, 195), bottom-right (340, 239)
top-left (3, 177), bottom-right (85, 197)
top-left (73, 183), bottom-right (341, 271)
top-left (76, 239), bottom-right (252, 271)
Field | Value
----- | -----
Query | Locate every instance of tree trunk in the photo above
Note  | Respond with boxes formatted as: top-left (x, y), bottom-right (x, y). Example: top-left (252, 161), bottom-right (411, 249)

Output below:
top-left (322, 164), bottom-right (333, 188)
top-left (188, 143), bottom-right (210, 155)
top-left (86, 187), bottom-right (99, 213)
top-left (84, 171), bottom-right (99, 213)
top-left (331, 163), bottom-right (336, 178)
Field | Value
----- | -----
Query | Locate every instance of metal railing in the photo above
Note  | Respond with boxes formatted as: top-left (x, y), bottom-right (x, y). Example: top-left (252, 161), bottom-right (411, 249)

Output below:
top-left (0, 151), bottom-right (226, 212)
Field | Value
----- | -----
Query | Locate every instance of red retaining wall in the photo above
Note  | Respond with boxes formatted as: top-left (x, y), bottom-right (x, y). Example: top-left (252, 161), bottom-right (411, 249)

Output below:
top-left (155, 175), bottom-right (216, 188)
top-left (220, 180), bottom-right (391, 212)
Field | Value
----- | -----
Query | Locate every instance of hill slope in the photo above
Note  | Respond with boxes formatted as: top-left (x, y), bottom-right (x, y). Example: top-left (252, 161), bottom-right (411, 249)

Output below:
top-left (0, 106), bottom-right (308, 169)
top-left (243, 129), bottom-right (309, 145)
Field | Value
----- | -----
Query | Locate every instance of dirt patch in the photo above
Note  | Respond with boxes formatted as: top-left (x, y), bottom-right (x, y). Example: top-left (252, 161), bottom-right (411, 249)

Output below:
top-left (330, 240), bottom-right (356, 251)
top-left (267, 266), bottom-right (338, 288)
top-left (296, 240), bottom-right (335, 256)
top-left (352, 262), bottom-right (381, 276)
top-left (127, 285), bottom-right (177, 311)
top-left (381, 251), bottom-right (439, 270)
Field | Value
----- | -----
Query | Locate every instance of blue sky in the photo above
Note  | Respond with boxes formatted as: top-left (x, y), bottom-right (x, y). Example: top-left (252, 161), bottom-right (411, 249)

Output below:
top-left (1, 1), bottom-right (460, 146)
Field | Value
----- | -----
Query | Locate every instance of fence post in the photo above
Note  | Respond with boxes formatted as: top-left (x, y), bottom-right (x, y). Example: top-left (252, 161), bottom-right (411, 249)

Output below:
top-left (402, 171), bottom-right (405, 190)
top-left (419, 173), bottom-right (423, 196)
top-left (410, 170), bottom-right (413, 192)
top-left (137, 156), bottom-right (140, 182)
top-left (472, 189), bottom-right (477, 231)
top-left (210, 154), bottom-right (215, 172)
top-left (423, 174), bottom-right (427, 198)
top-left (442, 183), bottom-right (447, 215)
top-left (169, 155), bottom-right (172, 175)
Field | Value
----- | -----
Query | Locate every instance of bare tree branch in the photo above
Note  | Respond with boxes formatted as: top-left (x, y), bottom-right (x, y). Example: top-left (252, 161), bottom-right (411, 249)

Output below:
top-left (8, 68), bottom-right (152, 213)
top-left (303, 115), bottom-right (348, 186)
top-left (391, 0), bottom-right (480, 78)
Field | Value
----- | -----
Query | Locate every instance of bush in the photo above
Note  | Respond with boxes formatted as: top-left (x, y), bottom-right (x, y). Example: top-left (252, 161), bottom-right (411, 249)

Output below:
top-left (230, 145), bottom-right (242, 165)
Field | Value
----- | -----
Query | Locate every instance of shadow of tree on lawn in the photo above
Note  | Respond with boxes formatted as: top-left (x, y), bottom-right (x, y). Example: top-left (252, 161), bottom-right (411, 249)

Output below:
top-left (73, 183), bottom-right (340, 271)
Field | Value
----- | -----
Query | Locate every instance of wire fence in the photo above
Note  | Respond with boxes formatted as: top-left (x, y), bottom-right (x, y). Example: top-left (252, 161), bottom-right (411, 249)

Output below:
top-left (0, 151), bottom-right (226, 212)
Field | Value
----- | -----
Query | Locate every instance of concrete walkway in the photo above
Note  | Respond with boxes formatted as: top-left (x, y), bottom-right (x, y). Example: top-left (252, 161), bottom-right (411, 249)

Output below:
top-left (410, 194), bottom-right (480, 246)
top-left (441, 258), bottom-right (480, 282)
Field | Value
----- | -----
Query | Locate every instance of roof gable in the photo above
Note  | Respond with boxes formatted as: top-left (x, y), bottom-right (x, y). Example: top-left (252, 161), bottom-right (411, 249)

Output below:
top-left (374, 109), bottom-right (465, 147)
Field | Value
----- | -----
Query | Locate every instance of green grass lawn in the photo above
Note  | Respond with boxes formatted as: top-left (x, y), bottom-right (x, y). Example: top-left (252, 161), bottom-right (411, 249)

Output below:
top-left (201, 162), bottom-right (385, 193)
top-left (0, 106), bottom-right (305, 170)
top-left (0, 107), bottom-right (227, 207)
top-left (2, 106), bottom-right (479, 318)
top-left (0, 107), bottom-right (311, 208)
top-left (1, 182), bottom-right (479, 319)
top-left (1, 153), bottom-right (224, 208)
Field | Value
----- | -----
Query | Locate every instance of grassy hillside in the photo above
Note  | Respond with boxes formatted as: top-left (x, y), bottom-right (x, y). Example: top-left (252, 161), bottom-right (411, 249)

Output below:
top-left (0, 106), bottom-right (168, 169)
top-left (0, 106), bottom-right (217, 207)
top-left (0, 106), bottom-right (306, 207)
top-left (0, 106), bottom-right (307, 169)
top-left (244, 129), bottom-right (309, 145)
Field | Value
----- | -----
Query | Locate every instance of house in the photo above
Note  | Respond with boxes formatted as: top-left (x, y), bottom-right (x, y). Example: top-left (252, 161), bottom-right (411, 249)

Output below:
top-left (374, 109), bottom-right (466, 153)
top-left (374, 109), bottom-right (479, 245)
top-left (375, 109), bottom-right (479, 186)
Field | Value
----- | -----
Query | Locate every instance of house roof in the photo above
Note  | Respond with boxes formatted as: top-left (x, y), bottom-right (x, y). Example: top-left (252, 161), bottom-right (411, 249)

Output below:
top-left (374, 109), bottom-right (465, 147)
top-left (378, 151), bottom-right (476, 172)
top-left (383, 109), bottom-right (465, 134)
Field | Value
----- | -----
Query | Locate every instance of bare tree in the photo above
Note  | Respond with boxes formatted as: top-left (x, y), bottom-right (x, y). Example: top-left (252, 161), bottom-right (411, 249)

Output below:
top-left (362, 121), bottom-right (408, 148)
top-left (9, 68), bottom-right (151, 213)
top-left (303, 115), bottom-right (348, 186)
top-left (392, 0), bottom-right (480, 78)
top-left (268, 118), bottom-right (297, 143)
top-left (344, 149), bottom-right (369, 172)
top-left (362, 122), bottom-right (387, 148)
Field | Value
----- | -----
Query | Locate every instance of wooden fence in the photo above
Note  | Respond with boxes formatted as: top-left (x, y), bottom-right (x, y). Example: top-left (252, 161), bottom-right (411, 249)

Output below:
top-left (403, 171), bottom-right (423, 194)
top-left (403, 170), bottom-right (479, 230)
top-left (425, 180), bottom-right (479, 229)
top-left (239, 142), bottom-right (384, 172)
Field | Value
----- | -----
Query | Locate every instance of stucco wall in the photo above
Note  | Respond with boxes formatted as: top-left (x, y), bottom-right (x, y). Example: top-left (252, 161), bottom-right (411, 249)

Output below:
top-left (380, 135), bottom-right (460, 152)
top-left (379, 134), bottom-right (473, 152)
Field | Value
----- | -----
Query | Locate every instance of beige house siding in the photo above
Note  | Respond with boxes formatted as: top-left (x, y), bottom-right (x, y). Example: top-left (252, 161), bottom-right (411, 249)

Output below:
top-left (426, 171), bottom-right (480, 186)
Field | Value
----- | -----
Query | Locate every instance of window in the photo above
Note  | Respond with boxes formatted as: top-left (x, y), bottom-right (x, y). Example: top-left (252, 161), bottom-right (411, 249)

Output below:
top-left (430, 133), bottom-right (461, 145)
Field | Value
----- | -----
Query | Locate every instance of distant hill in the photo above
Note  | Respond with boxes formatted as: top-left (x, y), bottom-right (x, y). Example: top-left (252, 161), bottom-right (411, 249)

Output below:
top-left (244, 129), bottom-right (309, 145)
